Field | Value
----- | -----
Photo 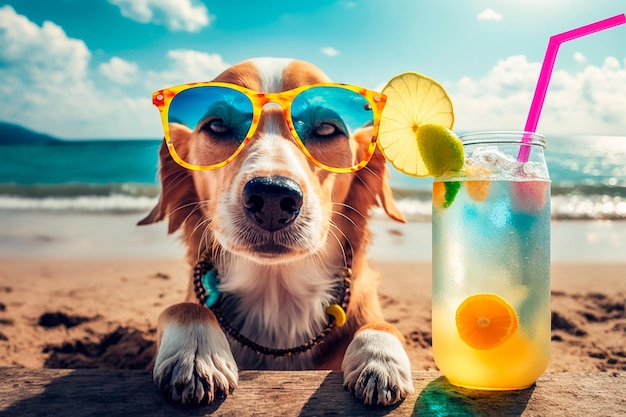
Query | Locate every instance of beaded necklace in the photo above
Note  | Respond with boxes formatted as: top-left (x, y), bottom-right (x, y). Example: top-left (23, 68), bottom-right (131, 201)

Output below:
top-left (192, 248), bottom-right (352, 357)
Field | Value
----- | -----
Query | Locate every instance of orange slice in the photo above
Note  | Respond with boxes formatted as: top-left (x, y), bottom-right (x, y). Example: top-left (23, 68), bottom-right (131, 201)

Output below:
top-left (432, 182), bottom-right (446, 208)
top-left (455, 293), bottom-right (519, 350)
top-left (464, 165), bottom-right (491, 202)
top-left (465, 181), bottom-right (491, 202)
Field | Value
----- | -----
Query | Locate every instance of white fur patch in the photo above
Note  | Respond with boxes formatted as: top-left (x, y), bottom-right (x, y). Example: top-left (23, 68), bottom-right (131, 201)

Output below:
top-left (250, 57), bottom-right (293, 92)
top-left (342, 329), bottom-right (414, 406)
top-left (216, 257), bottom-right (338, 369)
top-left (153, 322), bottom-right (238, 404)
top-left (238, 135), bottom-right (309, 182)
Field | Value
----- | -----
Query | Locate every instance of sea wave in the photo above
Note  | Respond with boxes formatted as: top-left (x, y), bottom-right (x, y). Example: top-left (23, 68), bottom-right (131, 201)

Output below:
top-left (390, 184), bottom-right (626, 199)
top-left (0, 182), bottom-right (160, 198)
top-left (0, 182), bottom-right (160, 213)
top-left (372, 194), bottom-right (626, 221)
top-left (0, 194), bottom-right (158, 213)
top-left (0, 191), bottom-right (624, 221)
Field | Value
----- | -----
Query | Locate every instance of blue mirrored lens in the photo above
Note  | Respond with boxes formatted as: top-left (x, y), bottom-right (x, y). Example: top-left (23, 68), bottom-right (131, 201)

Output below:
top-left (291, 86), bottom-right (374, 168)
top-left (167, 86), bottom-right (253, 166)
top-left (169, 86), bottom-right (253, 142)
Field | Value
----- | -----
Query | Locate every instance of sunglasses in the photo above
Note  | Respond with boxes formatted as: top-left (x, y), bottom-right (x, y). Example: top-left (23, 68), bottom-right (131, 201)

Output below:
top-left (152, 82), bottom-right (387, 173)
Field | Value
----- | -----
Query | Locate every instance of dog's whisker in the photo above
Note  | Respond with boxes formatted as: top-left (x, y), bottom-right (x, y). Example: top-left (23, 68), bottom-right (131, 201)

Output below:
top-left (193, 222), bottom-right (208, 261)
top-left (197, 218), bottom-right (216, 261)
top-left (189, 204), bottom-right (212, 235)
top-left (163, 170), bottom-right (191, 189)
top-left (327, 228), bottom-right (347, 267)
top-left (328, 221), bottom-right (353, 268)
top-left (160, 171), bottom-right (212, 219)
top-left (328, 220), bottom-right (350, 246)
top-left (197, 225), bottom-right (210, 261)
top-left (180, 198), bottom-right (210, 210)
top-left (363, 164), bottom-right (384, 183)
top-left (329, 209), bottom-right (363, 233)
top-left (353, 166), bottom-right (379, 201)
top-left (330, 202), bottom-right (367, 219)
top-left (190, 212), bottom-right (212, 239)
top-left (162, 202), bottom-right (203, 229)
top-left (187, 199), bottom-right (211, 215)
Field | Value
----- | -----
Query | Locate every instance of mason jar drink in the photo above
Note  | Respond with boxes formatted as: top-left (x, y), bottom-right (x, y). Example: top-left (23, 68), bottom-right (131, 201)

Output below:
top-left (432, 131), bottom-right (551, 390)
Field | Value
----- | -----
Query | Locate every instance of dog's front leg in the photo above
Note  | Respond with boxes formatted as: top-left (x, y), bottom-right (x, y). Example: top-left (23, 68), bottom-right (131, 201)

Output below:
top-left (342, 323), bottom-right (414, 406)
top-left (153, 302), bottom-right (238, 404)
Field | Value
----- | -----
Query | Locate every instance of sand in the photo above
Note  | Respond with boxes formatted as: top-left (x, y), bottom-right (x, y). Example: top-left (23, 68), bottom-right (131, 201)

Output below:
top-left (0, 210), bottom-right (625, 373)
top-left (0, 256), bottom-right (624, 373)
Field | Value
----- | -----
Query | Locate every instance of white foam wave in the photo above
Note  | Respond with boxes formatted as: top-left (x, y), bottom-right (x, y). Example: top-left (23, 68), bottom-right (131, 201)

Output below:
top-left (0, 194), bottom-right (624, 220)
top-left (373, 195), bottom-right (626, 221)
top-left (0, 194), bottom-right (157, 213)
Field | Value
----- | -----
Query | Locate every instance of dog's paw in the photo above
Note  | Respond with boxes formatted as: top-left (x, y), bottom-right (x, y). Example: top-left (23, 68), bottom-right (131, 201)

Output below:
top-left (342, 329), bottom-right (414, 406)
top-left (153, 321), bottom-right (238, 405)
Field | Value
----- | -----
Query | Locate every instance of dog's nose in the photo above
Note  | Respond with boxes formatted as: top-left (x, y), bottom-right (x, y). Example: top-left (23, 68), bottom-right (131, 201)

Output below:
top-left (242, 176), bottom-right (303, 232)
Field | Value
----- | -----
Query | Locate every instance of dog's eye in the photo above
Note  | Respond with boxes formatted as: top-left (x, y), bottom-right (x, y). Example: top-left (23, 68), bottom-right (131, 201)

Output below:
top-left (293, 106), bottom-right (348, 143)
top-left (315, 122), bottom-right (338, 137)
top-left (296, 120), bottom-right (347, 144)
top-left (198, 117), bottom-right (249, 144)
top-left (197, 102), bottom-right (252, 144)
top-left (199, 118), bottom-right (240, 141)
top-left (205, 119), bottom-right (229, 134)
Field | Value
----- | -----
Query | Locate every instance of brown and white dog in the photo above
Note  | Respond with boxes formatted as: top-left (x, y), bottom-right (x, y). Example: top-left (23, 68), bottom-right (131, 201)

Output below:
top-left (139, 58), bottom-right (413, 406)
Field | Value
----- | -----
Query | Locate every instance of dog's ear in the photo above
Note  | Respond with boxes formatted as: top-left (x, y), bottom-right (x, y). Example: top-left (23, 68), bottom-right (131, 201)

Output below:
top-left (138, 124), bottom-right (200, 233)
top-left (361, 147), bottom-right (406, 223)
top-left (352, 127), bottom-right (406, 223)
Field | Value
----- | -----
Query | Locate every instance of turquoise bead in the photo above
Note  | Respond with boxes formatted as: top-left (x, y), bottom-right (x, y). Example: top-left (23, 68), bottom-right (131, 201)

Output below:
top-left (202, 269), bottom-right (220, 307)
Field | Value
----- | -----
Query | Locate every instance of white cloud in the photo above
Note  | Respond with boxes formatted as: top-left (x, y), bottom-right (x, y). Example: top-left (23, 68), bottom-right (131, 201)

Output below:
top-left (477, 8), bottom-right (503, 21)
top-left (449, 55), bottom-right (626, 135)
top-left (146, 49), bottom-right (230, 87)
top-left (321, 47), bottom-right (341, 57)
top-left (573, 52), bottom-right (586, 63)
top-left (99, 57), bottom-right (139, 84)
top-left (0, 6), bottom-right (90, 83)
top-left (0, 6), bottom-right (229, 139)
top-left (107, 0), bottom-right (213, 32)
top-left (0, 5), bottom-right (114, 138)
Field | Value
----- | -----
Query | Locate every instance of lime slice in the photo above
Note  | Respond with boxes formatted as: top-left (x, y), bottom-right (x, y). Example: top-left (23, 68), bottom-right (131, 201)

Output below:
top-left (417, 124), bottom-right (464, 177)
top-left (377, 72), bottom-right (458, 177)
top-left (433, 181), bottom-right (461, 209)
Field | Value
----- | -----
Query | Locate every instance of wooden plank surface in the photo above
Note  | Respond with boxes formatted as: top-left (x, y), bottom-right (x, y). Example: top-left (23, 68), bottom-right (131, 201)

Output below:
top-left (0, 368), bottom-right (623, 416)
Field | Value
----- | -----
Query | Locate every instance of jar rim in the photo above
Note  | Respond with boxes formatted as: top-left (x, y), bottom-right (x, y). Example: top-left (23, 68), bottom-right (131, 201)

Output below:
top-left (459, 131), bottom-right (546, 148)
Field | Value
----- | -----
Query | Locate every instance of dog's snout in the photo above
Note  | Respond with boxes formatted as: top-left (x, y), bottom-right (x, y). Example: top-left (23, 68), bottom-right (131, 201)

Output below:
top-left (242, 176), bottom-right (303, 232)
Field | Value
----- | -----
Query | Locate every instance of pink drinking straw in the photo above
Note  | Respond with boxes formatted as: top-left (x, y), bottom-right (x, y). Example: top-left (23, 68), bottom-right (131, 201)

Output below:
top-left (517, 13), bottom-right (626, 162)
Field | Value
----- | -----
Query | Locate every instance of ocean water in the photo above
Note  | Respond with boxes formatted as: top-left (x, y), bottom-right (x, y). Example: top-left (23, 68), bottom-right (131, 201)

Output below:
top-left (0, 135), bottom-right (625, 221)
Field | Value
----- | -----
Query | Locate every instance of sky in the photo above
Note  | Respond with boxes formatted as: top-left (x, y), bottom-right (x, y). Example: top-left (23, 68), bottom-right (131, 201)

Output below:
top-left (0, 0), bottom-right (624, 139)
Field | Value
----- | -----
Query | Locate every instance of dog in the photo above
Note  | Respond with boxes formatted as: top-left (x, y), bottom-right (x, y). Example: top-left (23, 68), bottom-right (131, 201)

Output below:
top-left (139, 57), bottom-right (414, 406)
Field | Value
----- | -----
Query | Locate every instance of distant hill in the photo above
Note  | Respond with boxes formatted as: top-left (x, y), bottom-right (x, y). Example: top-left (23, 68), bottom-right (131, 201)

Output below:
top-left (0, 122), bottom-right (61, 144)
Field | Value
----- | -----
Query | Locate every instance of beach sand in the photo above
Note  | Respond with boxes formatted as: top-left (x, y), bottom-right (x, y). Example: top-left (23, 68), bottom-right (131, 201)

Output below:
top-left (0, 212), bottom-right (625, 374)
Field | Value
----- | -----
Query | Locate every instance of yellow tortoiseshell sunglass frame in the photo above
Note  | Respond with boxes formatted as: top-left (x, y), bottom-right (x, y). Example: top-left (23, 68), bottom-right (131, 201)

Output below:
top-left (152, 82), bottom-right (387, 173)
